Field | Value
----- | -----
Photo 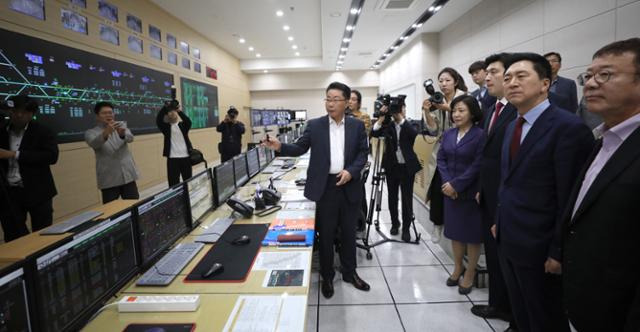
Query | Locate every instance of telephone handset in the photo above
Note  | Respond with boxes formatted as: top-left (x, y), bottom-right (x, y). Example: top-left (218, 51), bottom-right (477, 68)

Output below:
top-left (226, 197), bottom-right (254, 218)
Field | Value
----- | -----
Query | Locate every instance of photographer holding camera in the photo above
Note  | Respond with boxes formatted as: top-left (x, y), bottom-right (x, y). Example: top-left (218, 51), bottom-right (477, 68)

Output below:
top-left (422, 67), bottom-right (468, 243)
top-left (371, 96), bottom-right (422, 242)
top-left (216, 106), bottom-right (245, 162)
top-left (156, 98), bottom-right (193, 187)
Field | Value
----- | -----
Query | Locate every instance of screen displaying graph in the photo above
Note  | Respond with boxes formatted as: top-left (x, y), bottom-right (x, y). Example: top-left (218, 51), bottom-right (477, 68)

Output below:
top-left (180, 77), bottom-right (219, 129)
top-left (0, 28), bottom-right (174, 143)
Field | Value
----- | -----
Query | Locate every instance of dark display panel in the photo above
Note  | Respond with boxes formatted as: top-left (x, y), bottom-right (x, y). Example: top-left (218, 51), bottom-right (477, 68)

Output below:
top-left (136, 186), bottom-right (189, 265)
top-left (180, 77), bottom-right (219, 129)
top-left (0, 28), bottom-right (173, 143)
top-left (233, 154), bottom-right (249, 187)
top-left (214, 161), bottom-right (235, 205)
top-left (0, 266), bottom-right (31, 332)
top-left (34, 212), bottom-right (137, 332)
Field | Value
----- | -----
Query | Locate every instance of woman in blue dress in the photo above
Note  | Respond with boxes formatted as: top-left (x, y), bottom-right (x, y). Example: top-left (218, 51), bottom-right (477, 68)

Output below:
top-left (437, 95), bottom-right (485, 294)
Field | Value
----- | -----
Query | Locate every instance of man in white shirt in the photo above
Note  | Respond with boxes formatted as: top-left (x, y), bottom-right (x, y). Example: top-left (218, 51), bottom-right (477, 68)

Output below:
top-left (156, 101), bottom-right (193, 186)
top-left (263, 82), bottom-right (370, 299)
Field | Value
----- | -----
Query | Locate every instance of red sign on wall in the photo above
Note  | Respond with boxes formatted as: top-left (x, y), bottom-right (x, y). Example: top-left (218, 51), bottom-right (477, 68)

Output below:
top-left (206, 66), bottom-right (217, 80)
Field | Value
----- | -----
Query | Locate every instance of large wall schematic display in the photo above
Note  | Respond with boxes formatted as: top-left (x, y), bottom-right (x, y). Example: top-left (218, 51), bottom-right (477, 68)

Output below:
top-left (180, 76), bottom-right (219, 129)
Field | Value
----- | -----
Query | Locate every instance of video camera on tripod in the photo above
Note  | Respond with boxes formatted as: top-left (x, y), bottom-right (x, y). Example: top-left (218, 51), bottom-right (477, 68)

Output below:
top-left (373, 94), bottom-right (406, 126)
top-left (423, 79), bottom-right (445, 111)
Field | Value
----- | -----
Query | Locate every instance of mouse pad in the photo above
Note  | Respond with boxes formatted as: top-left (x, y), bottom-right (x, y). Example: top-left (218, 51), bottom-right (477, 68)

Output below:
top-left (123, 323), bottom-right (195, 332)
top-left (185, 224), bottom-right (268, 282)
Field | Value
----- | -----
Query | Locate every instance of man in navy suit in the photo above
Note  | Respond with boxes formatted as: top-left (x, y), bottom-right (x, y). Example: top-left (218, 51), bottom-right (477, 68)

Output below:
top-left (544, 52), bottom-right (578, 113)
top-left (469, 60), bottom-right (497, 117)
top-left (563, 38), bottom-right (640, 332)
top-left (263, 82), bottom-right (370, 299)
top-left (471, 53), bottom-right (518, 332)
top-left (491, 53), bottom-right (594, 332)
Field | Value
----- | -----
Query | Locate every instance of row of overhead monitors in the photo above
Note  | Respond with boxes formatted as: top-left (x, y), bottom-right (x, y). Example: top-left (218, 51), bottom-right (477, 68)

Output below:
top-left (0, 146), bottom-right (275, 332)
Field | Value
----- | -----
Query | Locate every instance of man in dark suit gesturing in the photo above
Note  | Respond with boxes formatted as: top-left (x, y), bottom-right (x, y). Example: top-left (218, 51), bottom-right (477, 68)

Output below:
top-left (492, 53), bottom-right (594, 332)
top-left (263, 82), bottom-right (370, 299)
top-left (0, 95), bottom-right (59, 242)
top-left (563, 38), bottom-right (640, 332)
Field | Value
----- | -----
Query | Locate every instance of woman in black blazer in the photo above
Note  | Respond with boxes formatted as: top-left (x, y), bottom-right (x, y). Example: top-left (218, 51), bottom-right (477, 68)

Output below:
top-left (156, 104), bottom-right (193, 186)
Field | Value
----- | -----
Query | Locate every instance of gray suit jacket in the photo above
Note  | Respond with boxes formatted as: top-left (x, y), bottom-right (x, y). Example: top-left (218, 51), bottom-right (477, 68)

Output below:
top-left (85, 124), bottom-right (139, 189)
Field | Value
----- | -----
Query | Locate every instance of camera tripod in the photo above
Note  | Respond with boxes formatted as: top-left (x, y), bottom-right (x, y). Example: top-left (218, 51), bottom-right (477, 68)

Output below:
top-left (357, 136), bottom-right (422, 260)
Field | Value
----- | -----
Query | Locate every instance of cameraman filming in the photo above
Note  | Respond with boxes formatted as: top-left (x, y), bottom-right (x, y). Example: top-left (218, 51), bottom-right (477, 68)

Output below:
top-left (216, 106), bottom-right (245, 162)
top-left (371, 97), bottom-right (421, 242)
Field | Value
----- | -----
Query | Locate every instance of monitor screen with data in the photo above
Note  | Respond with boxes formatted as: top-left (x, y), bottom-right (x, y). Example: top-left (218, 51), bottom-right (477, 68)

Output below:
top-left (0, 265), bottom-right (32, 332)
top-left (186, 169), bottom-right (214, 227)
top-left (233, 154), bottom-right (249, 187)
top-left (34, 212), bottom-right (137, 332)
top-left (257, 146), bottom-right (268, 170)
top-left (135, 186), bottom-right (189, 266)
top-left (213, 160), bottom-right (236, 206)
top-left (246, 148), bottom-right (260, 178)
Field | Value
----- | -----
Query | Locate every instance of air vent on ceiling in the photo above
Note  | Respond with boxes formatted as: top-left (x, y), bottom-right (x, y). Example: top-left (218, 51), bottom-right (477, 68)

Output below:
top-left (380, 0), bottom-right (415, 10)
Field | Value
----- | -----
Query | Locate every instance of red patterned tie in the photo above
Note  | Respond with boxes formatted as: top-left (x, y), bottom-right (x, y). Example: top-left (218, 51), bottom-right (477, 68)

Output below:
top-left (489, 102), bottom-right (504, 132)
top-left (510, 117), bottom-right (525, 162)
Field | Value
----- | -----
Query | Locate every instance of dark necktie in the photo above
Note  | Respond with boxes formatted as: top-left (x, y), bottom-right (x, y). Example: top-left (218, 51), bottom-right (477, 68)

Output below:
top-left (489, 102), bottom-right (504, 132)
top-left (509, 117), bottom-right (525, 162)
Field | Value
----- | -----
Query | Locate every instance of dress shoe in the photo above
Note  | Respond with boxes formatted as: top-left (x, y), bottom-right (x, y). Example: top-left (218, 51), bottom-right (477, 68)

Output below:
top-left (470, 305), bottom-right (512, 321)
top-left (431, 225), bottom-right (443, 243)
top-left (458, 284), bottom-right (473, 295)
top-left (390, 225), bottom-right (399, 235)
top-left (321, 279), bottom-right (334, 299)
top-left (401, 231), bottom-right (411, 242)
top-left (446, 276), bottom-right (459, 287)
top-left (344, 273), bottom-right (370, 291)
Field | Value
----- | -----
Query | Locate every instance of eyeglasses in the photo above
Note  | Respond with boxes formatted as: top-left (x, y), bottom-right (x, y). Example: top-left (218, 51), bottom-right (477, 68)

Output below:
top-left (577, 70), bottom-right (639, 86)
top-left (324, 98), bottom-right (346, 103)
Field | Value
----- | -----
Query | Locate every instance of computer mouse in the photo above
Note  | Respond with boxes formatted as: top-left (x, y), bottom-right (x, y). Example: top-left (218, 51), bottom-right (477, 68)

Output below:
top-left (202, 262), bottom-right (224, 278)
top-left (231, 234), bottom-right (251, 245)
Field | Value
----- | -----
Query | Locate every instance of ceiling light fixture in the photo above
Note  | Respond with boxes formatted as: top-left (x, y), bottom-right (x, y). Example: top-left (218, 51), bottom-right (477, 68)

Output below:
top-left (288, 36), bottom-right (294, 41)
top-left (428, 6), bottom-right (435, 11)
top-left (256, 53), bottom-right (262, 57)
top-left (291, 45), bottom-right (298, 50)
top-left (350, 8), bottom-right (359, 15)
top-left (343, 38), bottom-right (351, 43)
top-left (263, 69), bottom-right (269, 73)
top-left (283, 25), bottom-right (290, 31)
top-left (346, 25), bottom-right (353, 31)
top-left (339, 54), bottom-right (345, 58)
top-left (248, 46), bottom-right (254, 51)
top-left (295, 52), bottom-right (300, 56)
top-left (276, 10), bottom-right (284, 17)
top-left (435, 5), bottom-right (442, 11)
top-left (340, 47), bottom-right (348, 51)
top-left (335, 0), bottom-right (364, 72)
top-left (239, 38), bottom-right (245, 43)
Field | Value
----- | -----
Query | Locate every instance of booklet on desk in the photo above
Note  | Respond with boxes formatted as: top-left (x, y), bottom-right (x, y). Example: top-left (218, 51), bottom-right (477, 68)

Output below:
top-left (262, 229), bottom-right (314, 247)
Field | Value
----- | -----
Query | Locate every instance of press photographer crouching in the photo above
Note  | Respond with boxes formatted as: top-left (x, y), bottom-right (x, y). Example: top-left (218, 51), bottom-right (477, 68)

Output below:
top-left (216, 106), bottom-right (245, 162)
top-left (371, 95), bottom-right (422, 242)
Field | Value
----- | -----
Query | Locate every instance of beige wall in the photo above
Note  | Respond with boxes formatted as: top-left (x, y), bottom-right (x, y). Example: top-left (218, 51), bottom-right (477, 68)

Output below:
top-left (0, 0), bottom-right (251, 227)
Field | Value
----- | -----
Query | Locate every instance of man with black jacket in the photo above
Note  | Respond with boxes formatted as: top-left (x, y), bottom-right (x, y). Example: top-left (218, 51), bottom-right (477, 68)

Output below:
top-left (156, 103), bottom-right (193, 186)
top-left (216, 106), bottom-right (245, 162)
top-left (0, 95), bottom-right (59, 242)
top-left (371, 102), bottom-right (421, 242)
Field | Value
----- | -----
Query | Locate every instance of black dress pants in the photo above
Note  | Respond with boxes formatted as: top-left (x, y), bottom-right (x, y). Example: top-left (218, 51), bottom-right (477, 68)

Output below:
top-left (167, 157), bottom-right (193, 187)
top-left (101, 181), bottom-right (140, 204)
top-left (0, 186), bottom-right (52, 242)
top-left (480, 202), bottom-right (512, 313)
top-left (498, 248), bottom-right (569, 332)
top-left (316, 175), bottom-right (359, 281)
top-left (427, 169), bottom-right (444, 226)
top-left (386, 164), bottom-right (415, 230)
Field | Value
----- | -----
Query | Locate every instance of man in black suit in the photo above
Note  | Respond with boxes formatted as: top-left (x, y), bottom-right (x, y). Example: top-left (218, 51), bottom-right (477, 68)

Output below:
top-left (492, 53), bottom-right (594, 332)
top-left (469, 60), bottom-right (497, 117)
top-left (156, 102), bottom-right (193, 187)
top-left (216, 106), bottom-right (245, 162)
top-left (544, 52), bottom-right (578, 113)
top-left (371, 100), bottom-right (422, 242)
top-left (563, 38), bottom-right (640, 332)
top-left (263, 82), bottom-right (370, 299)
top-left (0, 95), bottom-right (59, 242)
top-left (471, 53), bottom-right (518, 332)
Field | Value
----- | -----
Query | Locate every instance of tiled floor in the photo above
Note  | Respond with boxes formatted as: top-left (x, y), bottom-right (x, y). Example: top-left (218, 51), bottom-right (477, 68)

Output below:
top-left (306, 184), bottom-right (507, 331)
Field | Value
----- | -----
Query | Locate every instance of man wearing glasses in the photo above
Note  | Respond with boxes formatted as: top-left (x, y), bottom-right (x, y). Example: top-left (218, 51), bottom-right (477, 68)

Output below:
top-left (263, 82), bottom-right (370, 299)
top-left (563, 38), bottom-right (640, 332)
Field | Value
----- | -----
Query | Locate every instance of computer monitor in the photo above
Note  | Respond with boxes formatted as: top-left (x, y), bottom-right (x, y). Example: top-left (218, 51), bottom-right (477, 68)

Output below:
top-left (257, 146), bottom-right (268, 170)
top-left (0, 263), bottom-right (32, 332)
top-left (213, 160), bottom-right (236, 206)
top-left (246, 148), bottom-right (260, 178)
top-left (233, 154), bottom-right (249, 187)
top-left (186, 169), bottom-right (214, 228)
top-left (266, 147), bottom-right (275, 163)
top-left (33, 212), bottom-right (138, 332)
top-left (135, 186), bottom-right (189, 266)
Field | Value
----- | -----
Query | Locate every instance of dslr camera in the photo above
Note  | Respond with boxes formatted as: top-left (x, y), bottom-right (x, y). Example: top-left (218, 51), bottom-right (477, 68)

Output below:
top-left (374, 94), bottom-right (406, 126)
top-left (164, 86), bottom-right (180, 110)
top-left (227, 106), bottom-right (239, 119)
top-left (423, 79), bottom-right (445, 111)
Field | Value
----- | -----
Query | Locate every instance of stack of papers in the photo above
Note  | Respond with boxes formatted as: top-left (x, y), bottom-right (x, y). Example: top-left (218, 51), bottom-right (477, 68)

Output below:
top-left (262, 214), bottom-right (315, 247)
top-left (223, 295), bottom-right (307, 332)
